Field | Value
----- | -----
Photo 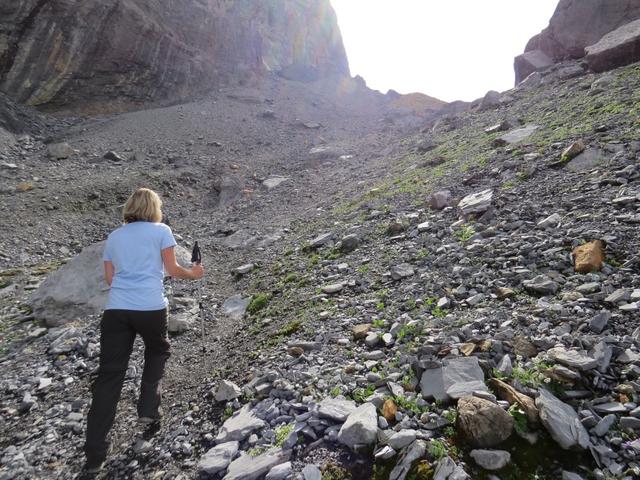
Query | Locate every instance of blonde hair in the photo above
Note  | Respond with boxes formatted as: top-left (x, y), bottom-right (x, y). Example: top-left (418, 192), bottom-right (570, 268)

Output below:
top-left (122, 188), bottom-right (163, 223)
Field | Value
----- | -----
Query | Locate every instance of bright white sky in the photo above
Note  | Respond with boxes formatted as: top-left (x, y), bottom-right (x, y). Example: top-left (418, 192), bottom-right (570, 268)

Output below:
top-left (330, 0), bottom-right (558, 102)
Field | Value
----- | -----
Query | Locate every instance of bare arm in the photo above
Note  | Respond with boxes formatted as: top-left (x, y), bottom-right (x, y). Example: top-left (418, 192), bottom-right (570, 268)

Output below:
top-left (162, 246), bottom-right (204, 280)
top-left (104, 261), bottom-right (114, 286)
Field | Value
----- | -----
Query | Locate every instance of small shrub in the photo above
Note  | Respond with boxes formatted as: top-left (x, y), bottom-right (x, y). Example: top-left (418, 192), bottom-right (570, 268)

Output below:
top-left (275, 423), bottom-right (294, 447)
top-left (428, 439), bottom-right (447, 460)
top-left (247, 293), bottom-right (270, 314)
top-left (454, 225), bottom-right (475, 243)
top-left (278, 319), bottom-right (302, 336)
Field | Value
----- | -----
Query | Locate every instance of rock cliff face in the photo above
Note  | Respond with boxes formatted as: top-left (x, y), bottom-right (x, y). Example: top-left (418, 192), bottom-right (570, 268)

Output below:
top-left (0, 0), bottom-right (349, 111)
top-left (514, 0), bottom-right (640, 83)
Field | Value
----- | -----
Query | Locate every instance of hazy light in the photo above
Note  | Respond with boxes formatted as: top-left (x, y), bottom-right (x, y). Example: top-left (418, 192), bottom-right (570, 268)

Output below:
top-left (331, 0), bottom-right (558, 102)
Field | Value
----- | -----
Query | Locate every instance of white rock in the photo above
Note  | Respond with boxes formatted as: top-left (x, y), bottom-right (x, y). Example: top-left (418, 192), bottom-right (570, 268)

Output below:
top-left (198, 442), bottom-right (239, 476)
top-left (215, 380), bottom-right (242, 402)
top-left (338, 403), bottom-right (378, 450)
top-left (216, 405), bottom-right (266, 443)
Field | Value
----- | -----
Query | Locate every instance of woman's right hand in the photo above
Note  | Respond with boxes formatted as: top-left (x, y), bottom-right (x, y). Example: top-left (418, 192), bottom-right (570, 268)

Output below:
top-left (191, 264), bottom-right (204, 279)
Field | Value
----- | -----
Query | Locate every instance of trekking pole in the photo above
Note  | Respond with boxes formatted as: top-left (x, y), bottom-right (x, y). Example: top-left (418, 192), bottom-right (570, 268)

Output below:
top-left (191, 242), bottom-right (206, 353)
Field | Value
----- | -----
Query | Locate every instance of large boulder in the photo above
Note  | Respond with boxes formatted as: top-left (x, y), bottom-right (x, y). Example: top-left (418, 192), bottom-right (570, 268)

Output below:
top-left (515, 0), bottom-right (640, 82)
top-left (30, 242), bottom-right (109, 327)
top-left (0, 0), bottom-right (349, 110)
top-left (585, 18), bottom-right (640, 72)
top-left (30, 240), bottom-right (191, 327)
top-left (513, 50), bottom-right (554, 84)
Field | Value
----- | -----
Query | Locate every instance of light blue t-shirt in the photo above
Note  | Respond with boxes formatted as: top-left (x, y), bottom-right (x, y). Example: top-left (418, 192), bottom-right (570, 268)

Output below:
top-left (103, 222), bottom-right (177, 311)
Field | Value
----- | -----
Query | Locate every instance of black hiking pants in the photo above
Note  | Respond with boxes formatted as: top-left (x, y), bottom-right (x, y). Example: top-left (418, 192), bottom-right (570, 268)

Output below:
top-left (84, 308), bottom-right (170, 463)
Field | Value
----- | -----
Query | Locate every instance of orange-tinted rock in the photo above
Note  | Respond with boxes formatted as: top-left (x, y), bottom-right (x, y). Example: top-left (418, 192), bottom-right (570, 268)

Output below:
top-left (382, 399), bottom-right (397, 423)
top-left (573, 240), bottom-right (606, 273)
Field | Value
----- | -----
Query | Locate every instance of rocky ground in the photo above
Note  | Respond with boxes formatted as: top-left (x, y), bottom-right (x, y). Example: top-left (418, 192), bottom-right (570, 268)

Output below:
top-left (1, 62), bottom-right (640, 480)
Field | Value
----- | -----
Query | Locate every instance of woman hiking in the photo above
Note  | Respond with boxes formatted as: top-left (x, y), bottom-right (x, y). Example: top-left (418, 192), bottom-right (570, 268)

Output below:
top-left (83, 188), bottom-right (204, 473)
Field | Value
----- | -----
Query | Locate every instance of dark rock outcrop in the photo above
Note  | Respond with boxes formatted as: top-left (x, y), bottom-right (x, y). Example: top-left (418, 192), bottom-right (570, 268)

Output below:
top-left (0, 0), bottom-right (349, 111)
top-left (514, 0), bottom-right (640, 83)
top-left (585, 18), bottom-right (640, 72)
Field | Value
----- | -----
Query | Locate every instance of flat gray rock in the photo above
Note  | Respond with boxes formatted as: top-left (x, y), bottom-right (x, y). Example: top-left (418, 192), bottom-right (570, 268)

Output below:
top-left (458, 189), bottom-right (493, 216)
top-left (222, 295), bottom-right (252, 320)
top-left (495, 125), bottom-right (538, 145)
top-left (265, 462), bottom-right (292, 480)
top-left (223, 448), bottom-right (289, 480)
top-left (470, 449), bottom-right (511, 470)
top-left (262, 176), bottom-right (289, 190)
top-left (47, 327), bottom-right (88, 354)
top-left (547, 346), bottom-right (598, 371)
top-left (302, 465), bottom-right (321, 480)
top-left (390, 263), bottom-right (414, 280)
top-left (216, 405), bottom-right (266, 443)
top-left (565, 148), bottom-right (605, 173)
top-left (420, 356), bottom-right (487, 402)
top-left (338, 403), bottom-right (378, 450)
top-left (215, 380), bottom-right (242, 402)
top-left (536, 389), bottom-right (589, 450)
top-left (523, 275), bottom-right (559, 296)
top-left (198, 441), bottom-right (239, 475)
top-left (318, 397), bottom-right (357, 422)
top-left (388, 440), bottom-right (426, 480)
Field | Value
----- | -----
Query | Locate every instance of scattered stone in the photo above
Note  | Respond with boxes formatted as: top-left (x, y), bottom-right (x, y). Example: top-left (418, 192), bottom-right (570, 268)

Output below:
top-left (223, 448), bottom-right (289, 480)
top-left (302, 464), bottom-right (321, 480)
top-left (457, 396), bottom-right (513, 448)
top-left (590, 311), bottom-right (612, 334)
top-left (470, 449), bottom-right (511, 470)
top-left (537, 213), bottom-right (561, 229)
top-left (318, 397), bottom-right (357, 422)
top-left (198, 441), bottom-right (239, 476)
top-left (234, 264), bottom-right (255, 275)
top-left (523, 275), bottom-right (558, 296)
top-left (458, 189), bottom-right (493, 216)
top-left (383, 399), bottom-right (398, 423)
top-left (421, 356), bottom-right (488, 402)
top-left (572, 240), bottom-right (605, 273)
top-left (561, 140), bottom-right (585, 162)
top-left (47, 143), bottom-right (75, 159)
top-left (536, 389), bottom-right (589, 450)
top-left (390, 263), bottom-right (414, 280)
top-left (308, 232), bottom-right (334, 249)
top-left (352, 324), bottom-right (371, 340)
top-left (547, 346), bottom-right (598, 371)
top-left (338, 403), bottom-right (378, 450)
top-left (103, 151), bottom-right (125, 162)
top-left (263, 176), bottom-right (289, 190)
top-left (321, 283), bottom-right (344, 294)
top-left (222, 295), bottom-right (252, 320)
top-left (388, 440), bottom-right (426, 480)
top-left (339, 234), bottom-right (360, 253)
top-left (430, 190), bottom-right (452, 210)
top-left (215, 405), bottom-right (266, 443)
top-left (265, 462), bottom-right (292, 480)
top-left (215, 380), bottom-right (242, 402)
top-left (493, 126), bottom-right (538, 146)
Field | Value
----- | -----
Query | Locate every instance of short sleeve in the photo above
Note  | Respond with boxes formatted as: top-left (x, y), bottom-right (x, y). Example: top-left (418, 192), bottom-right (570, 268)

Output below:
top-left (102, 237), bottom-right (112, 261)
top-left (161, 224), bottom-right (177, 250)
